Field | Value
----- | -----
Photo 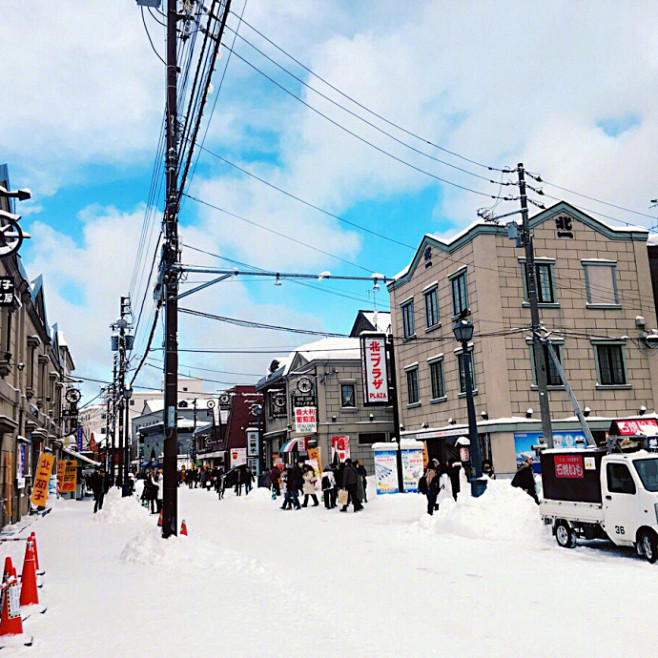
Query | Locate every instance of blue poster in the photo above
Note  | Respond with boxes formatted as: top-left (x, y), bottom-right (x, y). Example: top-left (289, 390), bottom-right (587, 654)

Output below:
top-left (77, 425), bottom-right (83, 451)
top-left (514, 431), bottom-right (587, 473)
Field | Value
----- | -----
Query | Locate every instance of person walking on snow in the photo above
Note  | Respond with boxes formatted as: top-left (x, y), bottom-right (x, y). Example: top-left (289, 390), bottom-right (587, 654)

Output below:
top-left (244, 466), bottom-right (254, 495)
top-left (321, 465), bottom-right (336, 509)
top-left (512, 456), bottom-right (539, 504)
top-left (340, 459), bottom-right (362, 512)
top-left (90, 467), bottom-right (107, 513)
top-left (448, 459), bottom-right (461, 502)
top-left (302, 465), bottom-right (319, 507)
top-left (356, 461), bottom-right (368, 503)
top-left (281, 464), bottom-right (301, 510)
top-left (423, 459), bottom-right (441, 515)
top-left (154, 471), bottom-right (163, 514)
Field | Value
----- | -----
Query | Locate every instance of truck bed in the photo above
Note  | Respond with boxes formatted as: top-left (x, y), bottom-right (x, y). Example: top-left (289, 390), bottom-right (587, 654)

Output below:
top-left (541, 498), bottom-right (604, 524)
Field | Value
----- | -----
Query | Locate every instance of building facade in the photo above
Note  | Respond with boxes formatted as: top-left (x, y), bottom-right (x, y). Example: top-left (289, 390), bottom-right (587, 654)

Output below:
top-left (387, 201), bottom-right (658, 475)
top-left (256, 336), bottom-right (395, 473)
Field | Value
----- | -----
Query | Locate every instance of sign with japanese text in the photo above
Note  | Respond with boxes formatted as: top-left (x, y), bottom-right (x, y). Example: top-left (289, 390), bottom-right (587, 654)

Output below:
top-left (230, 448), bottom-right (247, 467)
top-left (76, 424), bottom-right (83, 451)
top-left (57, 460), bottom-right (65, 490)
top-left (294, 406), bottom-right (317, 433)
top-left (360, 333), bottom-right (390, 406)
top-left (612, 418), bottom-right (658, 437)
top-left (0, 277), bottom-right (15, 307)
top-left (401, 445), bottom-right (424, 493)
top-left (554, 454), bottom-right (584, 479)
top-left (31, 453), bottom-right (55, 507)
top-left (373, 447), bottom-right (399, 494)
top-left (61, 460), bottom-right (77, 493)
top-left (247, 430), bottom-right (259, 457)
top-left (330, 435), bottom-right (350, 463)
top-left (16, 444), bottom-right (26, 490)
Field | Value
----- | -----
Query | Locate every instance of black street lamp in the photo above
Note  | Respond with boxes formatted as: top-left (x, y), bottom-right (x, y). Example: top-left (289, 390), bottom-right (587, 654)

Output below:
top-left (453, 318), bottom-right (487, 498)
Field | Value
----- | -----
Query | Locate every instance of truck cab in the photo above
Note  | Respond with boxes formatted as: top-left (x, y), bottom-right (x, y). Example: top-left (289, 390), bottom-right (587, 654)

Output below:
top-left (540, 449), bottom-right (658, 562)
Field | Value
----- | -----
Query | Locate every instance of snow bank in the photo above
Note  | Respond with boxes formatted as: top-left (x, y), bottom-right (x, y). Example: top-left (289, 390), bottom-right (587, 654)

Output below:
top-left (120, 525), bottom-right (268, 579)
top-left (93, 488), bottom-right (150, 524)
top-left (416, 479), bottom-right (549, 547)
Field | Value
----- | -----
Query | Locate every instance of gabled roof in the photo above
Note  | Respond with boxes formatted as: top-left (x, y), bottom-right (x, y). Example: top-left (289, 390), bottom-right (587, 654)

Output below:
top-left (388, 200), bottom-right (649, 292)
top-left (349, 310), bottom-right (391, 336)
top-left (30, 275), bottom-right (51, 339)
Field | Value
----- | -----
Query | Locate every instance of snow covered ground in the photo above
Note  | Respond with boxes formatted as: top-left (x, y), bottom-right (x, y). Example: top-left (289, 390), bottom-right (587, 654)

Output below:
top-left (2, 479), bottom-right (658, 657)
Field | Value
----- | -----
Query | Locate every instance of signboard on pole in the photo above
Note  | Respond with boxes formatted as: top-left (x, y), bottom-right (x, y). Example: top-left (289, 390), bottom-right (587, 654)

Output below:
top-left (31, 453), bottom-right (55, 507)
top-left (76, 424), bottom-right (83, 451)
top-left (294, 407), bottom-right (317, 433)
top-left (360, 333), bottom-right (390, 406)
top-left (61, 460), bottom-right (78, 493)
top-left (230, 447), bottom-right (247, 467)
top-left (307, 446), bottom-right (321, 476)
top-left (16, 444), bottom-right (26, 490)
top-left (247, 430), bottom-right (259, 457)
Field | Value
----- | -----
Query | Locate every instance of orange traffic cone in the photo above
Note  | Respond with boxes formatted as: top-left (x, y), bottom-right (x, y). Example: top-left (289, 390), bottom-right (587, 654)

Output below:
top-left (180, 520), bottom-right (188, 536)
top-left (157, 510), bottom-right (163, 527)
top-left (0, 558), bottom-right (23, 637)
top-left (19, 538), bottom-right (39, 606)
top-left (30, 533), bottom-right (41, 573)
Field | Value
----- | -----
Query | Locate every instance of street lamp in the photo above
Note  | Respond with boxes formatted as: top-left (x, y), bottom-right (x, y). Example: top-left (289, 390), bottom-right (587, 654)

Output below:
top-left (453, 318), bottom-right (486, 497)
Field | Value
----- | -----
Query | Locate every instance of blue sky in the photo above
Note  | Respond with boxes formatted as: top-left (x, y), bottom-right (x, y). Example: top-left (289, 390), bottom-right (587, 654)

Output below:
top-left (3, 1), bottom-right (658, 400)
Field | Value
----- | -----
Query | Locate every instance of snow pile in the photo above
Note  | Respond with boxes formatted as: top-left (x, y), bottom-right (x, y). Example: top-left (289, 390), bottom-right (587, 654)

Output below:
top-left (417, 479), bottom-right (548, 547)
top-left (120, 525), bottom-right (268, 579)
top-left (93, 488), bottom-right (150, 524)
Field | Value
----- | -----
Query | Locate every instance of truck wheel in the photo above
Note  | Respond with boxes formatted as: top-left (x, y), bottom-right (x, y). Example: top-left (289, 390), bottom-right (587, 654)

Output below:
top-left (555, 520), bottom-right (576, 548)
top-left (640, 530), bottom-right (658, 564)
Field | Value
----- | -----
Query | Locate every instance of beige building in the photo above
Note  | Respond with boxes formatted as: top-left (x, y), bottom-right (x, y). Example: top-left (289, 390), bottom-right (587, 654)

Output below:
top-left (387, 201), bottom-right (658, 475)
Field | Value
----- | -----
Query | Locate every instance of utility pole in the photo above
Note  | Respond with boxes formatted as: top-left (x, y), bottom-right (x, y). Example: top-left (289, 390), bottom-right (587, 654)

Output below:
top-left (111, 355), bottom-right (118, 484)
top-left (162, 0), bottom-right (180, 538)
top-left (517, 163), bottom-right (553, 448)
top-left (386, 335), bottom-right (405, 493)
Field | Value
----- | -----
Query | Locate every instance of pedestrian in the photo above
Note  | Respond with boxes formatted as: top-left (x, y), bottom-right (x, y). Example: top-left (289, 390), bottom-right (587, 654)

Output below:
top-left (356, 460), bottom-right (368, 503)
top-left (448, 458), bottom-right (461, 502)
top-left (321, 465), bottom-right (336, 509)
top-left (340, 459), bottom-right (362, 512)
top-left (269, 465), bottom-right (281, 497)
top-left (244, 466), bottom-right (254, 495)
top-left (217, 470), bottom-right (225, 500)
top-left (148, 471), bottom-right (160, 514)
top-left (90, 467), bottom-right (106, 513)
top-left (234, 466), bottom-right (244, 496)
top-left (154, 471), bottom-right (163, 514)
top-left (423, 459), bottom-right (441, 515)
top-left (186, 469), bottom-right (194, 489)
top-left (512, 456), bottom-right (539, 504)
top-left (302, 465), bottom-right (319, 507)
top-left (482, 460), bottom-right (496, 479)
top-left (281, 464), bottom-right (301, 510)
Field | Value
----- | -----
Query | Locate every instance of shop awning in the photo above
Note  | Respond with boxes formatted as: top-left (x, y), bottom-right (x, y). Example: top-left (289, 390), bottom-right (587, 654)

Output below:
top-left (280, 438), bottom-right (304, 453)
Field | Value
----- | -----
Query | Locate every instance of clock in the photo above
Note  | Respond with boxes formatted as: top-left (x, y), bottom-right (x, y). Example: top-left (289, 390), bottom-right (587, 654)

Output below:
top-left (273, 393), bottom-right (286, 408)
top-left (66, 388), bottom-right (81, 404)
top-left (297, 376), bottom-right (313, 394)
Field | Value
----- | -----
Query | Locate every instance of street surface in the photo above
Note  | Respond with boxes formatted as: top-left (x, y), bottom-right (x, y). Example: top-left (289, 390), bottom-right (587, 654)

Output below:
top-left (2, 480), bottom-right (657, 656)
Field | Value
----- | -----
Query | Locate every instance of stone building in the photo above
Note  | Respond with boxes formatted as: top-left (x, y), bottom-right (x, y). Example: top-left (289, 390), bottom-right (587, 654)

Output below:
top-left (0, 165), bottom-right (73, 526)
top-left (256, 335), bottom-right (395, 474)
top-left (387, 201), bottom-right (658, 475)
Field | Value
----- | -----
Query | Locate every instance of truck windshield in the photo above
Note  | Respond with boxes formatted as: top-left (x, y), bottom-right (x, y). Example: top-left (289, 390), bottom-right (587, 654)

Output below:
top-left (633, 459), bottom-right (658, 492)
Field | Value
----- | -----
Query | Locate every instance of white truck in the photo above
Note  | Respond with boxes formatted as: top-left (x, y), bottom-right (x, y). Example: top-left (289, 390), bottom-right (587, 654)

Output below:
top-left (540, 447), bottom-right (658, 562)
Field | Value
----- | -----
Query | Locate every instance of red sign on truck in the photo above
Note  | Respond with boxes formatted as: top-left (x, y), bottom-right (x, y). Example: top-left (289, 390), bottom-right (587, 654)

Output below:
top-left (554, 454), bottom-right (584, 478)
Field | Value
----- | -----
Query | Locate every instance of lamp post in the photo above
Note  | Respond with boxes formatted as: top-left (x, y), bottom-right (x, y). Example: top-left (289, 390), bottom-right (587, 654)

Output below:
top-left (453, 318), bottom-right (486, 497)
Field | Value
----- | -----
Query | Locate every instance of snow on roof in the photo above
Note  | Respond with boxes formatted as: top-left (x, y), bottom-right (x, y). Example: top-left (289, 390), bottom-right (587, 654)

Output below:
top-left (293, 337), bottom-right (360, 362)
top-left (361, 311), bottom-right (391, 333)
top-left (648, 232), bottom-right (658, 245)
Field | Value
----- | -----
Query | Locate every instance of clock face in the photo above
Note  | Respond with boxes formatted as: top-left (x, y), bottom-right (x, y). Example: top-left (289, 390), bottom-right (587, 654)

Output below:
top-left (297, 377), bottom-right (313, 394)
top-left (273, 393), bottom-right (286, 408)
top-left (66, 388), bottom-right (81, 404)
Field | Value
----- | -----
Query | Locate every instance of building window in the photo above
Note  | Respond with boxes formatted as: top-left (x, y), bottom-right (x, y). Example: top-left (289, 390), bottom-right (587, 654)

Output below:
top-left (401, 300), bottom-right (415, 338)
top-left (406, 367), bottom-right (419, 404)
top-left (341, 384), bottom-right (356, 408)
top-left (529, 343), bottom-right (563, 387)
top-left (424, 287), bottom-right (439, 329)
top-left (450, 270), bottom-right (468, 317)
top-left (520, 260), bottom-right (557, 305)
top-left (583, 261), bottom-right (619, 307)
top-left (594, 343), bottom-right (627, 386)
top-left (457, 349), bottom-right (476, 394)
top-left (358, 432), bottom-right (386, 445)
top-left (429, 359), bottom-right (445, 400)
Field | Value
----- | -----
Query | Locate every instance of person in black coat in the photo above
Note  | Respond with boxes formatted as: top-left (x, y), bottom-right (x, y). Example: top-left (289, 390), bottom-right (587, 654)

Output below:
top-left (448, 459), bottom-right (461, 502)
top-left (281, 464), bottom-right (302, 510)
top-left (340, 459), bottom-right (362, 512)
top-left (512, 457), bottom-right (539, 504)
top-left (90, 467), bottom-right (107, 513)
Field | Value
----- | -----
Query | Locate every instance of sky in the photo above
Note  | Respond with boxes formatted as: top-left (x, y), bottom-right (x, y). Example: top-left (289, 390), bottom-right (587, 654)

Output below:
top-left (2, 0), bottom-right (658, 402)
